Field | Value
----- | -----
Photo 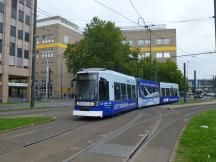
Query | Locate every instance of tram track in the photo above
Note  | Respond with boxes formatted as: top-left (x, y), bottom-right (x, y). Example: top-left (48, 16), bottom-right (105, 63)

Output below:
top-left (0, 119), bottom-right (90, 157)
top-left (61, 108), bottom-right (161, 162)
top-left (125, 105), bottom-right (216, 162)
top-left (0, 107), bottom-right (146, 161)
top-left (1, 104), bottom-right (216, 162)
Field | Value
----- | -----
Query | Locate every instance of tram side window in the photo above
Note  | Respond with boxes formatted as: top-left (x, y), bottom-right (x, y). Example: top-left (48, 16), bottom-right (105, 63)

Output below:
top-left (114, 82), bottom-right (121, 100)
top-left (143, 86), bottom-right (149, 96)
top-left (166, 88), bottom-right (170, 96)
top-left (121, 83), bottom-right (127, 100)
top-left (170, 88), bottom-right (174, 96)
top-left (127, 84), bottom-right (132, 99)
top-left (162, 88), bottom-right (166, 97)
top-left (132, 85), bottom-right (136, 99)
top-left (174, 88), bottom-right (178, 96)
top-left (99, 77), bottom-right (109, 101)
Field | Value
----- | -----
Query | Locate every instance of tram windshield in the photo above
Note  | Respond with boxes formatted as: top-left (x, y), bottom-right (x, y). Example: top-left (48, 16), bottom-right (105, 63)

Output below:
top-left (75, 73), bottom-right (98, 101)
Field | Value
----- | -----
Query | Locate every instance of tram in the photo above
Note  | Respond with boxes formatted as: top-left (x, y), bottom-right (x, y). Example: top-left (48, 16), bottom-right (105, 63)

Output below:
top-left (73, 68), bottom-right (179, 117)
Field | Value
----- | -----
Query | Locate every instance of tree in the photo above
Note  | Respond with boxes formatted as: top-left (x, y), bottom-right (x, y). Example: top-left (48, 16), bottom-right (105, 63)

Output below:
top-left (64, 17), bottom-right (132, 74)
top-left (139, 59), bottom-right (184, 90)
top-left (64, 17), bottom-right (184, 90)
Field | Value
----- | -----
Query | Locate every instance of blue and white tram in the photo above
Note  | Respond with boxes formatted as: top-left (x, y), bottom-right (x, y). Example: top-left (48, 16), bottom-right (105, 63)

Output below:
top-left (137, 79), bottom-right (160, 107)
top-left (73, 68), bottom-right (137, 117)
top-left (159, 82), bottom-right (179, 104)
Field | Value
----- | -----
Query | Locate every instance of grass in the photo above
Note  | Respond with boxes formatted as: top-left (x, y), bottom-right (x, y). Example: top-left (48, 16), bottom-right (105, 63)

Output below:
top-left (0, 116), bottom-right (54, 132)
top-left (175, 109), bottom-right (216, 162)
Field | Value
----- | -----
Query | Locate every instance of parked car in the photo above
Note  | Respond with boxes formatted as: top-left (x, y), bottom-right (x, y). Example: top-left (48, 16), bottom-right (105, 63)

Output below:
top-left (194, 89), bottom-right (204, 98)
top-left (206, 92), bottom-right (216, 97)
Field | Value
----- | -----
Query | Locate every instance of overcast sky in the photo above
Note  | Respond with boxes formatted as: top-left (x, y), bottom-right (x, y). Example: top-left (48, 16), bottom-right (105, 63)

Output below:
top-left (38, 0), bottom-right (215, 79)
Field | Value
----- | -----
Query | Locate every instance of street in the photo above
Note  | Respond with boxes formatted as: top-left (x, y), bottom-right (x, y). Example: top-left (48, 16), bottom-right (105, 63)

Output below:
top-left (0, 103), bottom-right (216, 162)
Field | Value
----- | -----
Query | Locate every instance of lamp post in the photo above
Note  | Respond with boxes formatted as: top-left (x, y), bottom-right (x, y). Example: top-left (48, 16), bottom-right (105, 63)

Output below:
top-left (60, 56), bottom-right (63, 99)
top-left (30, 0), bottom-right (37, 108)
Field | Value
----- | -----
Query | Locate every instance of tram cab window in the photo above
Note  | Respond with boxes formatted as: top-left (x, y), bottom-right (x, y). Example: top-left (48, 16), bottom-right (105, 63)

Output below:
top-left (127, 84), bottom-right (132, 99)
top-left (114, 83), bottom-right (121, 100)
top-left (121, 83), bottom-right (127, 100)
top-left (99, 77), bottom-right (109, 101)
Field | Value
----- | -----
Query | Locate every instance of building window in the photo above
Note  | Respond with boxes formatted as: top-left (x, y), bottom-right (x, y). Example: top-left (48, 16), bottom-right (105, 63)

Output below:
top-left (64, 36), bottom-right (69, 44)
top-left (26, 0), bottom-right (31, 8)
top-left (11, 0), bottom-right (17, 9)
top-left (17, 48), bottom-right (22, 58)
top-left (25, 32), bottom-right (29, 42)
top-left (156, 39), bottom-right (163, 45)
top-left (0, 39), bottom-right (2, 53)
top-left (128, 41), bottom-right (133, 46)
top-left (25, 15), bottom-right (30, 25)
top-left (24, 50), bottom-right (29, 59)
top-left (0, 22), bottom-right (3, 33)
top-left (10, 26), bottom-right (16, 37)
top-left (19, 0), bottom-right (25, 5)
top-left (144, 40), bottom-right (150, 45)
top-left (18, 10), bottom-right (24, 22)
top-left (18, 30), bottom-right (23, 40)
top-left (156, 52), bottom-right (163, 58)
top-left (164, 52), bottom-right (170, 58)
top-left (122, 40), bottom-right (125, 45)
top-left (163, 39), bottom-right (171, 44)
top-left (137, 40), bottom-right (144, 46)
top-left (10, 42), bottom-right (16, 56)
top-left (0, 2), bottom-right (4, 13)
top-left (122, 40), bottom-right (133, 46)
top-left (11, 8), bottom-right (17, 19)
top-left (145, 53), bottom-right (150, 58)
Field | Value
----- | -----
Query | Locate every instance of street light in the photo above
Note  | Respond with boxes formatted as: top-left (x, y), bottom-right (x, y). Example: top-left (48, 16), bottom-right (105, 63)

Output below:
top-left (30, 0), bottom-right (37, 108)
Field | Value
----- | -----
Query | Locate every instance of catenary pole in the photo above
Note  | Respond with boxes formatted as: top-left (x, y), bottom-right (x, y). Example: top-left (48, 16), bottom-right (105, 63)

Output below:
top-left (214, 0), bottom-right (216, 49)
top-left (31, 0), bottom-right (37, 107)
top-left (184, 63), bottom-right (187, 103)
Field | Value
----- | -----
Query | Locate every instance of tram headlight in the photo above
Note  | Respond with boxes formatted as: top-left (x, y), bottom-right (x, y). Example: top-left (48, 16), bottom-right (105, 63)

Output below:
top-left (76, 102), bottom-right (80, 106)
top-left (90, 102), bottom-right (97, 106)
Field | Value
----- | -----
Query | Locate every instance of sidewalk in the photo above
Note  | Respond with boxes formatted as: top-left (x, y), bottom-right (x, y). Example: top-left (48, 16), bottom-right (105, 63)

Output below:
top-left (163, 99), bottom-right (216, 109)
top-left (0, 99), bottom-right (74, 111)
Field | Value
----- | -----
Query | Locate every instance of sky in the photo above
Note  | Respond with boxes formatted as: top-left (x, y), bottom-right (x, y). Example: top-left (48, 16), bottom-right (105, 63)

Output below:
top-left (38, 0), bottom-right (215, 79)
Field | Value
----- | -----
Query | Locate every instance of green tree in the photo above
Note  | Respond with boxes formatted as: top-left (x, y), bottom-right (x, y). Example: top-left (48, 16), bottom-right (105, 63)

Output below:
top-left (138, 59), bottom-right (184, 90)
top-left (64, 17), bottom-right (132, 74)
top-left (64, 17), bottom-right (184, 90)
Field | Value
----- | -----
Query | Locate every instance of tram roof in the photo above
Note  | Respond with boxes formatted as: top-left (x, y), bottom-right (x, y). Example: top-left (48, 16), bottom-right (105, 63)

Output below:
top-left (77, 68), bottom-right (136, 80)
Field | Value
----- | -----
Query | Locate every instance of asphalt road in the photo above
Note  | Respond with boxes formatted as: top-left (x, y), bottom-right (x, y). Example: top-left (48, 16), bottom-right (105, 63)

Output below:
top-left (0, 103), bottom-right (216, 162)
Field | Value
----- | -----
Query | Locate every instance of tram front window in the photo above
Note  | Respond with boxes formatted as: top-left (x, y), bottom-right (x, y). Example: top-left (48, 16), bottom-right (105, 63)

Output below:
top-left (76, 73), bottom-right (98, 101)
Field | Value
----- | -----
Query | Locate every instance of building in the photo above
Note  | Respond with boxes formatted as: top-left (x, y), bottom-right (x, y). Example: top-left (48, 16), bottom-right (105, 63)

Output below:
top-left (36, 16), bottom-right (83, 99)
top-left (187, 79), bottom-right (216, 93)
top-left (35, 18), bottom-right (177, 99)
top-left (121, 25), bottom-right (176, 62)
top-left (0, 0), bottom-right (35, 103)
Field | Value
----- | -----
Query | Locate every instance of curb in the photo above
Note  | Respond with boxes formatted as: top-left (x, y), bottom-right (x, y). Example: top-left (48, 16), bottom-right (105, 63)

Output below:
top-left (164, 100), bottom-right (216, 110)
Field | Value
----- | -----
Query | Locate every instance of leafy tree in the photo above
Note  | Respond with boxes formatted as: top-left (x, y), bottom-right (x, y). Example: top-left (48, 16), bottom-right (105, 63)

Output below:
top-left (137, 58), bottom-right (184, 90)
top-left (64, 17), bottom-right (184, 90)
top-left (64, 17), bottom-right (132, 74)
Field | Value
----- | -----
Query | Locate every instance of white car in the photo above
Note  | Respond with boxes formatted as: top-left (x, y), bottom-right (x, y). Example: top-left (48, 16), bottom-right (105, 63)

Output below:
top-left (206, 93), bottom-right (216, 97)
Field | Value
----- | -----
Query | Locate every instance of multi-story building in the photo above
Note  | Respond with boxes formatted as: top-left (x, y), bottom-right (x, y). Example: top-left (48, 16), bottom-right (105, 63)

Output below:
top-left (36, 16), bottom-right (83, 99)
top-left (121, 25), bottom-right (176, 62)
top-left (187, 79), bottom-right (216, 93)
top-left (0, 0), bottom-right (34, 102)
